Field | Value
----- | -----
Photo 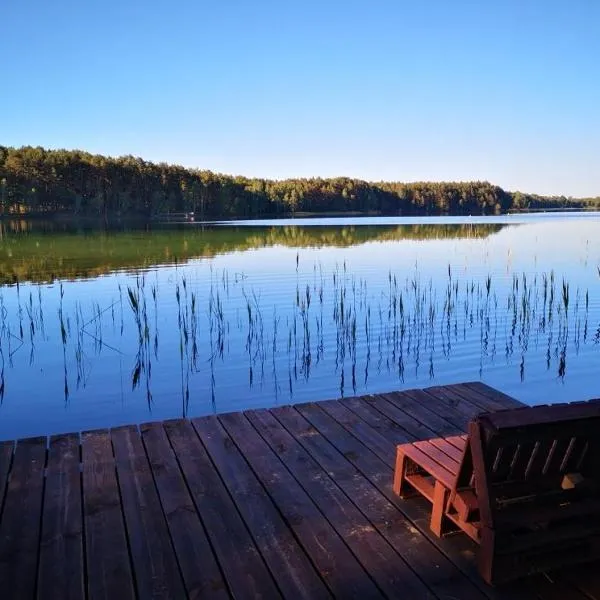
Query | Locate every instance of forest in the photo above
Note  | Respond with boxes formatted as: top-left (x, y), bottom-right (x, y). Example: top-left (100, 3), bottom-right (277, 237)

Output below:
top-left (1, 145), bottom-right (598, 218)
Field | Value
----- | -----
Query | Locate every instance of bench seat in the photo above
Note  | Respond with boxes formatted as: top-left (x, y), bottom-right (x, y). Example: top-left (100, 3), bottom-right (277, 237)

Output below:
top-left (392, 398), bottom-right (600, 585)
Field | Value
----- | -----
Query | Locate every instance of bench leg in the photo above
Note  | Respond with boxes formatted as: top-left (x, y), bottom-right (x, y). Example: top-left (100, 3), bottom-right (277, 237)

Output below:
top-left (430, 480), bottom-right (450, 537)
top-left (393, 450), bottom-right (416, 498)
top-left (478, 526), bottom-right (495, 585)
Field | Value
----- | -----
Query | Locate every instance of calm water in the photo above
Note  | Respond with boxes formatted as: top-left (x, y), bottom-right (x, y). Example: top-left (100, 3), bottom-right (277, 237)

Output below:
top-left (1, 214), bottom-right (599, 440)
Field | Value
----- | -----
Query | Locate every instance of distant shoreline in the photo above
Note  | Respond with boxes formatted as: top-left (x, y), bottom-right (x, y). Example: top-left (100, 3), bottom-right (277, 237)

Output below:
top-left (2, 145), bottom-right (599, 220)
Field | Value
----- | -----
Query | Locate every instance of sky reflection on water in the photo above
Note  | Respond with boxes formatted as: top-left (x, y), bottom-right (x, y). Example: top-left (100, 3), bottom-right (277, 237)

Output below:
top-left (0, 215), bottom-right (599, 440)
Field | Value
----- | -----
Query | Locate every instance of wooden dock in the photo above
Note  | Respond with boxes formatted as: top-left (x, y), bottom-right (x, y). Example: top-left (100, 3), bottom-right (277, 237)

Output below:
top-left (0, 382), bottom-right (599, 599)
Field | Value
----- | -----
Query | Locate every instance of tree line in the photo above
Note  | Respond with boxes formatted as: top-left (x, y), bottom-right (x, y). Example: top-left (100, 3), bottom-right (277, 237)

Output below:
top-left (1, 145), bottom-right (598, 218)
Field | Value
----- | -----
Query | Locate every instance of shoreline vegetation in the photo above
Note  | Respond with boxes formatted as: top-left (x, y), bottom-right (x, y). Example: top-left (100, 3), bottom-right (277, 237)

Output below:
top-left (1, 146), bottom-right (599, 219)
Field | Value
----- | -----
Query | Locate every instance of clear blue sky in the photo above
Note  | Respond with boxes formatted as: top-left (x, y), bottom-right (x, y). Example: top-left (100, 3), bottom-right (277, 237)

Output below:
top-left (2, 1), bottom-right (599, 196)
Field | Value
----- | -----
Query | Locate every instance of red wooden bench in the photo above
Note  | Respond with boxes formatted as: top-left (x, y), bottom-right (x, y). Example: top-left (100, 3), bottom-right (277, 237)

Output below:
top-left (393, 399), bottom-right (600, 585)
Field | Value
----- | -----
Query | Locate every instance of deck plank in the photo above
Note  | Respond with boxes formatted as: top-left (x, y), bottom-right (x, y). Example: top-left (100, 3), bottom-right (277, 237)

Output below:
top-left (163, 418), bottom-right (280, 600)
top-left (82, 430), bottom-right (135, 600)
top-left (381, 391), bottom-right (461, 436)
top-left (2, 382), bottom-right (599, 599)
top-left (398, 387), bottom-right (476, 428)
top-left (193, 415), bottom-right (331, 600)
top-left (247, 407), bottom-right (437, 600)
top-left (295, 400), bottom-right (534, 600)
top-left (111, 425), bottom-right (186, 600)
top-left (346, 393), bottom-right (444, 446)
top-left (460, 382), bottom-right (524, 409)
top-left (274, 404), bottom-right (489, 600)
top-left (140, 421), bottom-right (229, 599)
top-left (38, 434), bottom-right (84, 600)
top-left (342, 395), bottom-right (424, 444)
top-left (319, 398), bottom-right (398, 463)
top-left (388, 385), bottom-right (591, 600)
top-left (445, 385), bottom-right (600, 600)
top-left (220, 410), bottom-right (381, 599)
top-left (0, 437), bottom-right (46, 600)
top-left (0, 441), bottom-right (13, 516)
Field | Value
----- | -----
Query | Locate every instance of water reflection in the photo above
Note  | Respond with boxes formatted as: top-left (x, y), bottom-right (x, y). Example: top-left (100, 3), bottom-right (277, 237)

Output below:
top-left (0, 219), bottom-right (505, 284)
top-left (0, 260), bottom-right (597, 417)
top-left (0, 216), bottom-right (599, 440)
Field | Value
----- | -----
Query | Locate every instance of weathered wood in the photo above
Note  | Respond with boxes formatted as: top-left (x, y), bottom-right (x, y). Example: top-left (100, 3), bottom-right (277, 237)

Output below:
top-left (111, 425), bottom-right (186, 600)
top-left (459, 382), bottom-right (524, 410)
top-left (381, 391), bottom-right (459, 437)
top-left (163, 418), bottom-right (280, 600)
top-left (414, 440), bottom-right (461, 473)
top-left (430, 436), bottom-right (466, 462)
top-left (1, 382), bottom-right (596, 600)
top-left (400, 444), bottom-right (456, 488)
top-left (295, 400), bottom-right (530, 600)
top-left (343, 394), bottom-right (424, 444)
top-left (82, 430), bottom-right (135, 600)
top-left (140, 421), bottom-right (229, 599)
top-left (248, 407), bottom-right (434, 600)
top-left (375, 389), bottom-right (587, 600)
top-left (403, 387), bottom-right (478, 428)
top-left (373, 393), bottom-right (439, 439)
top-left (0, 441), bottom-right (13, 516)
top-left (481, 400), bottom-right (600, 430)
top-left (318, 399), bottom-right (396, 464)
top-left (395, 386), bottom-right (600, 587)
top-left (193, 415), bottom-right (331, 600)
top-left (220, 410), bottom-right (380, 599)
top-left (38, 434), bottom-right (84, 600)
top-left (276, 404), bottom-right (488, 600)
top-left (0, 437), bottom-right (46, 600)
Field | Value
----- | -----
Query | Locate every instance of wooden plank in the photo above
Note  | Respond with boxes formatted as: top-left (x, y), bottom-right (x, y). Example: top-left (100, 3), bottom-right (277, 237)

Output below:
top-left (401, 387), bottom-right (475, 429)
top-left (294, 400), bottom-right (542, 600)
top-left (489, 443), bottom-right (518, 482)
top-left (413, 440), bottom-right (461, 473)
top-left (163, 418), bottom-right (280, 600)
top-left (247, 407), bottom-right (436, 600)
top-left (140, 421), bottom-right (229, 599)
top-left (82, 430), bottom-right (135, 600)
top-left (367, 383), bottom-right (593, 593)
top-left (481, 404), bottom-right (600, 430)
top-left (111, 425), bottom-right (186, 600)
top-left (459, 382), bottom-right (523, 409)
top-left (0, 441), bottom-right (13, 516)
top-left (318, 399), bottom-right (397, 464)
top-left (380, 391), bottom-right (459, 437)
top-left (38, 434), bottom-right (84, 600)
top-left (422, 386), bottom-right (485, 420)
top-left (447, 386), bottom-right (594, 598)
top-left (374, 393), bottom-right (441, 439)
top-left (0, 437), bottom-right (46, 600)
top-left (274, 404), bottom-right (489, 600)
top-left (193, 415), bottom-right (330, 600)
top-left (401, 445), bottom-right (457, 488)
top-left (430, 436), bottom-right (465, 462)
top-left (219, 410), bottom-right (381, 599)
top-left (348, 397), bottom-right (466, 479)
top-left (341, 395), bottom-right (422, 445)
top-left (384, 388), bottom-right (594, 600)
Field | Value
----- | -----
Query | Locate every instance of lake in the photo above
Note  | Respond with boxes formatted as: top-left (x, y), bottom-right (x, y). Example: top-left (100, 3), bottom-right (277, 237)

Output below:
top-left (1, 213), bottom-right (599, 440)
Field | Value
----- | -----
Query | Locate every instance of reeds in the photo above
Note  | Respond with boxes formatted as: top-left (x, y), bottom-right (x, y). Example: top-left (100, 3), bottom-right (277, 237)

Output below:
top-left (0, 258), bottom-right (598, 410)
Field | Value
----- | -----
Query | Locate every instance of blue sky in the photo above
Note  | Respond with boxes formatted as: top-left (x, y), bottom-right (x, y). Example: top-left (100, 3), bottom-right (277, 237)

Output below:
top-left (2, 0), bottom-right (599, 196)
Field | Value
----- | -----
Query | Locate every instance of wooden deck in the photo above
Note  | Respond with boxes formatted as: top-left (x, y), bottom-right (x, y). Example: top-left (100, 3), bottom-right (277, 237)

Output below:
top-left (1, 382), bottom-right (599, 599)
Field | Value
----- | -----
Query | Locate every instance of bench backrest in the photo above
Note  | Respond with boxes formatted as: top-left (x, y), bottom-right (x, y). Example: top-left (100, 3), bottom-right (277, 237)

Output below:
top-left (455, 399), bottom-right (600, 528)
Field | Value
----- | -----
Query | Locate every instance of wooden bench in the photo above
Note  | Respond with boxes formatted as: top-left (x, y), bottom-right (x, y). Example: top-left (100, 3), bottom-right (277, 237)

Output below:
top-left (393, 399), bottom-right (600, 585)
